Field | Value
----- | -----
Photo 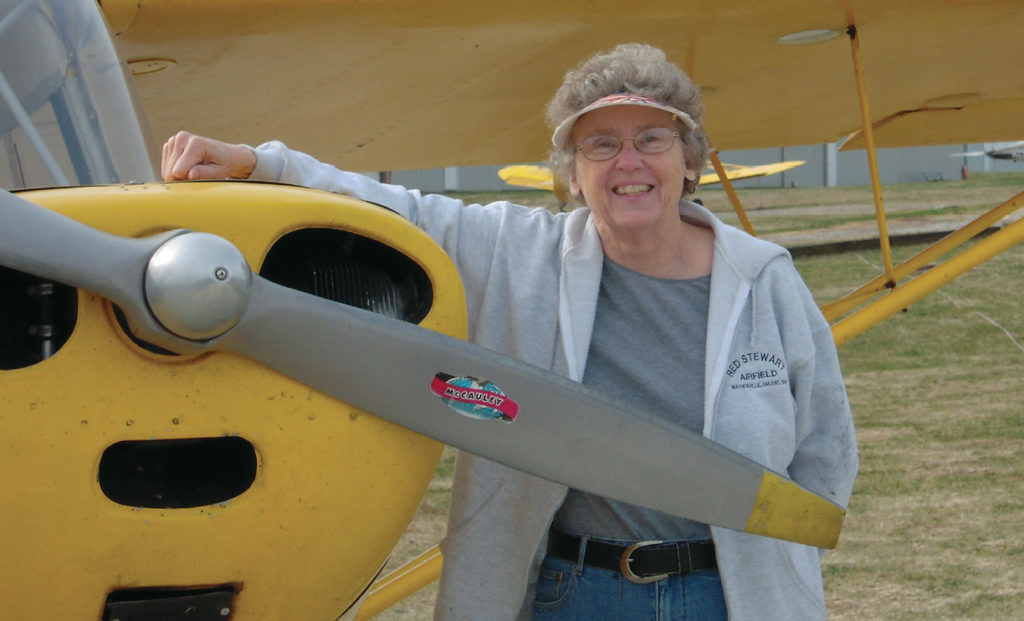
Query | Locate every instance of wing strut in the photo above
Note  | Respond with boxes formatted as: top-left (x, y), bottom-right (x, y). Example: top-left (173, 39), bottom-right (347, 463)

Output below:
top-left (831, 208), bottom-right (1024, 345)
top-left (847, 24), bottom-right (897, 288)
top-left (708, 148), bottom-right (756, 235)
top-left (823, 24), bottom-right (1024, 343)
top-left (354, 545), bottom-right (443, 620)
top-left (821, 188), bottom-right (1024, 322)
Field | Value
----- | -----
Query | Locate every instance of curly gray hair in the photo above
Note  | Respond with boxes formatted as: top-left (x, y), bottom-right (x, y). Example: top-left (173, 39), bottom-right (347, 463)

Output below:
top-left (545, 43), bottom-right (709, 198)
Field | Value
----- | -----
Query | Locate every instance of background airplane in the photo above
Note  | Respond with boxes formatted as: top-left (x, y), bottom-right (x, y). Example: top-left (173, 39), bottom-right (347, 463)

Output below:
top-left (952, 141), bottom-right (1024, 162)
top-left (498, 160), bottom-right (806, 193)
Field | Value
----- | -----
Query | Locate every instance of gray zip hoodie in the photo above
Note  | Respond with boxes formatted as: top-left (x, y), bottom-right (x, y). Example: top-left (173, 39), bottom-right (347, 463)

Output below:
top-left (250, 141), bottom-right (858, 620)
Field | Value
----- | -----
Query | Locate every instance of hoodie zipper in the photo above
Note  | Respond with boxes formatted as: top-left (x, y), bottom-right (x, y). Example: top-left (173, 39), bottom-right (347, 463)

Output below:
top-left (703, 282), bottom-right (751, 440)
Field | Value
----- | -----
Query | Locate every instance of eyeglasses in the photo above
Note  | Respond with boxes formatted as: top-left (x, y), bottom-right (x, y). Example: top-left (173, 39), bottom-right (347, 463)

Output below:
top-left (575, 127), bottom-right (680, 161)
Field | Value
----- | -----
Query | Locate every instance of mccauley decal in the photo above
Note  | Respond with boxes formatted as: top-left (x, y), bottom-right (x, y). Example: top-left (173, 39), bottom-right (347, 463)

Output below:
top-left (429, 373), bottom-right (519, 422)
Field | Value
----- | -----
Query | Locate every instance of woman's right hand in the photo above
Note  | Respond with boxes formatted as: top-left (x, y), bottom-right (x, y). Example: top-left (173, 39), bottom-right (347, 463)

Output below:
top-left (161, 131), bottom-right (258, 181)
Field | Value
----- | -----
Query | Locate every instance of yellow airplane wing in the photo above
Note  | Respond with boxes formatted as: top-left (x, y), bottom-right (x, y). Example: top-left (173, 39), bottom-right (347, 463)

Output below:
top-left (498, 164), bottom-right (555, 192)
top-left (699, 160), bottom-right (805, 185)
top-left (498, 160), bottom-right (805, 191)
top-left (104, 0), bottom-right (1024, 171)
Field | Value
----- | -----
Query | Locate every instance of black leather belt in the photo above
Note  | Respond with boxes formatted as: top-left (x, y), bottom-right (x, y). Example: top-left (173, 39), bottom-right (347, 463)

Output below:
top-left (546, 530), bottom-right (717, 584)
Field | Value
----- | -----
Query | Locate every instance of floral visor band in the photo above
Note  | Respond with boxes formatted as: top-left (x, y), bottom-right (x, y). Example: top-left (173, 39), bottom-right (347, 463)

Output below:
top-left (551, 93), bottom-right (698, 149)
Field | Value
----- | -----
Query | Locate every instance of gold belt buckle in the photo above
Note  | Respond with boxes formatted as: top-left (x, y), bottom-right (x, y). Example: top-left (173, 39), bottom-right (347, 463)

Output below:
top-left (619, 540), bottom-right (668, 584)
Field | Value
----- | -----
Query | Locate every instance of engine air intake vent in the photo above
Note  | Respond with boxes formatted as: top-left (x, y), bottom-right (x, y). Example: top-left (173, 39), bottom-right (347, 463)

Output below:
top-left (98, 437), bottom-right (257, 508)
top-left (0, 265), bottom-right (76, 369)
top-left (260, 227), bottom-right (433, 324)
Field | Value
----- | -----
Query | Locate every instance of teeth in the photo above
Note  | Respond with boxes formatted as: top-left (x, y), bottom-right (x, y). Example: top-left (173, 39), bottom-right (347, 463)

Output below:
top-left (614, 184), bottom-right (652, 195)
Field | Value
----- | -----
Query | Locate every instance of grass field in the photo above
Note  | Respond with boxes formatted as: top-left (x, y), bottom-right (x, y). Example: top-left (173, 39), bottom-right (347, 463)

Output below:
top-left (373, 173), bottom-right (1024, 619)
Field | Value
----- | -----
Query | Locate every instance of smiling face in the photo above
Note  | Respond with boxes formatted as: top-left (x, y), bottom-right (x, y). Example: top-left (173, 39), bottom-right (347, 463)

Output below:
top-left (569, 105), bottom-right (698, 244)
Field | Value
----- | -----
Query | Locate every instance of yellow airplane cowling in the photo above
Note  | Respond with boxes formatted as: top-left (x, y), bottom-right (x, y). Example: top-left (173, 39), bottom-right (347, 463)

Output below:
top-left (0, 182), bottom-right (466, 620)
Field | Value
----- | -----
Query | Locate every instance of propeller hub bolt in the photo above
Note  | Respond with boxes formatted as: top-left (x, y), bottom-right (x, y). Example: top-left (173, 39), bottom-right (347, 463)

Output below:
top-left (145, 232), bottom-right (252, 341)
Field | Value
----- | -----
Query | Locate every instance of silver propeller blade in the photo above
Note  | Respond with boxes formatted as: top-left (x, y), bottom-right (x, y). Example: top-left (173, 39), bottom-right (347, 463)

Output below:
top-left (0, 189), bottom-right (844, 547)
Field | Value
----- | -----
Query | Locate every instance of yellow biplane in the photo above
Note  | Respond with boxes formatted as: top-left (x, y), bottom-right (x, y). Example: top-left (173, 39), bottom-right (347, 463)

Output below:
top-left (2, 0), bottom-right (1024, 619)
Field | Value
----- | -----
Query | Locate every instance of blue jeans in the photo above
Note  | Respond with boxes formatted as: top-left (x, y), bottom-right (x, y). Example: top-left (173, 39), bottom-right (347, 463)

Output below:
top-left (530, 546), bottom-right (728, 620)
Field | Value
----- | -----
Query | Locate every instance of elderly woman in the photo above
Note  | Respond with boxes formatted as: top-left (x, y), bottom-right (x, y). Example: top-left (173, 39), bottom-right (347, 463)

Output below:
top-left (163, 43), bottom-right (857, 620)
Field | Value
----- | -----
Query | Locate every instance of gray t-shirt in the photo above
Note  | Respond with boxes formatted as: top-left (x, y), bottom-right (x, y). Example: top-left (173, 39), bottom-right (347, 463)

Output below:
top-left (552, 258), bottom-right (712, 541)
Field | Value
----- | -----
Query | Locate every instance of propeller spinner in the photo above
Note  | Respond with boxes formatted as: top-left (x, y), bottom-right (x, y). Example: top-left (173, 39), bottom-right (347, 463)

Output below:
top-left (144, 232), bottom-right (252, 341)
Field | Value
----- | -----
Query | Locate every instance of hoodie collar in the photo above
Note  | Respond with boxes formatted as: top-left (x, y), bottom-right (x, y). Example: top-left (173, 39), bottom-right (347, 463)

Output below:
top-left (676, 199), bottom-right (789, 284)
